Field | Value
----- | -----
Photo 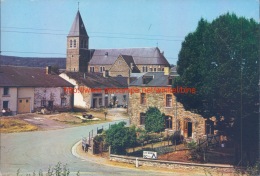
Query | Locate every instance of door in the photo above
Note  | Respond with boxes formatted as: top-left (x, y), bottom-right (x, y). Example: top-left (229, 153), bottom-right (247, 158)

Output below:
top-left (184, 120), bottom-right (192, 138)
top-left (105, 97), bottom-right (108, 107)
top-left (18, 98), bottom-right (30, 113)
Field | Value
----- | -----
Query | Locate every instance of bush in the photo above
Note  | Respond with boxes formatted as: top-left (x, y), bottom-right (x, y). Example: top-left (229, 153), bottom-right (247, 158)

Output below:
top-left (105, 122), bottom-right (137, 154)
top-left (144, 107), bottom-right (164, 133)
top-left (169, 131), bottom-right (184, 145)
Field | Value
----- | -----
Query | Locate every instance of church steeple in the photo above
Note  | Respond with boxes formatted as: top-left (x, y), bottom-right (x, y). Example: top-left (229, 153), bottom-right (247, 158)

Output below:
top-left (68, 11), bottom-right (88, 37)
top-left (66, 10), bottom-right (90, 72)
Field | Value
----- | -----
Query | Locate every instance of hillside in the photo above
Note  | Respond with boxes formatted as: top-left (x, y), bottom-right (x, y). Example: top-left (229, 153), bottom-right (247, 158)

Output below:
top-left (0, 55), bottom-right (66, 68)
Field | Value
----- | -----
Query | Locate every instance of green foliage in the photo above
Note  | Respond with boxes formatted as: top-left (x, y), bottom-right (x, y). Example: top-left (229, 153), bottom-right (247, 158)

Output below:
top-left (176, 13), bottom-right (259, 164)
top-left (105, 122), bottom-right (137, 154)
top-left (144, 107), bottom-right (165, 133)
top-left (169, 131), bottom-right (184, 144)
top-left (16, 162), bottom-right (72, 176)
top-left (187, 141), bottom-right (197, 149)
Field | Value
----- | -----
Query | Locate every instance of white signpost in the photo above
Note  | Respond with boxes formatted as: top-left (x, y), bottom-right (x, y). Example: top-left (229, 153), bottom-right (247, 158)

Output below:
top-left (143, 151), bottom-right (157, 159)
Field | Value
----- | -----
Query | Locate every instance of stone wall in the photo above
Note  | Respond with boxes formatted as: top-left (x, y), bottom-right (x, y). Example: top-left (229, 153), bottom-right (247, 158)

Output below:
top-left (128, 86), bottom-right (206, 141)
top-left (110, 154), bottom-right (235, 173)
top-left (109, 56), bottom-right (131, 77)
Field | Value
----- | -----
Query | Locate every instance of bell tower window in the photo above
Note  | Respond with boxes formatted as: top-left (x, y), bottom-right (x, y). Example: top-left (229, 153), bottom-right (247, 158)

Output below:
top-left (74, 39), bottom-right (77, 48)
top-left (70, 40), bottom-right (72, 48)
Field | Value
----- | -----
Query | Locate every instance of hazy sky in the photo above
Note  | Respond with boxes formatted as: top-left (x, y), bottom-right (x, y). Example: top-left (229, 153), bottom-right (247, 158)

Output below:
top-left (1, 0), bottom-right (258, 64)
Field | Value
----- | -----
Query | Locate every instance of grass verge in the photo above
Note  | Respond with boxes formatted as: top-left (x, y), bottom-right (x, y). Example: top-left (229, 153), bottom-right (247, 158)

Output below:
top-left (0, 118), bottom-right (38, 133)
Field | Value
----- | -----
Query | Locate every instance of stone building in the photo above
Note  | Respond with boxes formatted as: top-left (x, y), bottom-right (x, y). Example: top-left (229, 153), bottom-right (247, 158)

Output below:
top-left (128, 68), bottom-right (206, 140)
top-left (66, 10), bottom-right (170, 76)
top-left (0, 66), bottom-right (73, 114)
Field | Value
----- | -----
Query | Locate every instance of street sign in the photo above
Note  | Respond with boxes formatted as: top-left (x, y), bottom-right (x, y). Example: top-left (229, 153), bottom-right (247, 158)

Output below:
top-left (143, 151), bottom-right (157, 159)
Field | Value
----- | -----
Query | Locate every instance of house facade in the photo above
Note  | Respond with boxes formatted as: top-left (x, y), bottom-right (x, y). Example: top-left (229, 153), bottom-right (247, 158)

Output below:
top-left (0, 66), bottom-right (73, 115)
top-left (60, 72), bottom-right (128, 109)
top-left (128, 69), bottom-right (206, 140)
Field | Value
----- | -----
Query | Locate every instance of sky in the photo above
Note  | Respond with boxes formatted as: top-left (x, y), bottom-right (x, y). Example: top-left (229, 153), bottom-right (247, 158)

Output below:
top-left (1, 0), bottom-right (259, 64)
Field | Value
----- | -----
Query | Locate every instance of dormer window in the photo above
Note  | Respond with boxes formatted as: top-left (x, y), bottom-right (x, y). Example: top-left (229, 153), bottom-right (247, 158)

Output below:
top-left (142, 76), bottom-right (153, 84)
top-left (105, 52), bottom-right (108, 56)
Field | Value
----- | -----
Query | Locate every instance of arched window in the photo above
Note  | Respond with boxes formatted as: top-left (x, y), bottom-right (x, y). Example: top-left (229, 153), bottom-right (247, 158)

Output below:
top-left (73, 39), bottom-right (76, 48)
top-left (69, 40), bottom-right (72, 48)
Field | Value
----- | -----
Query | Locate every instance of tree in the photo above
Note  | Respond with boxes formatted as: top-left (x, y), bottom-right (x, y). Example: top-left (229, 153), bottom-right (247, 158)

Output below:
top-left (144, 107), bottom-right (165, 133)
top-left (175, 13), bottom-right (259, 164)
top-left (105, 122), bottom-right (136, 154)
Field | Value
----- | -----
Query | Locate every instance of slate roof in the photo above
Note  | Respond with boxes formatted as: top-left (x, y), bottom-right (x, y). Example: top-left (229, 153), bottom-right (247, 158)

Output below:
top-left (65, 72), bottom-right (127, 88)
top-left (0, 66), bottom-right (73, 87)
top-left (89, 47), bottom-right (170, 66)
top-left (129, 72), bottom-right (178, 87)
top-left (68, 11), bottom-right (88, 37)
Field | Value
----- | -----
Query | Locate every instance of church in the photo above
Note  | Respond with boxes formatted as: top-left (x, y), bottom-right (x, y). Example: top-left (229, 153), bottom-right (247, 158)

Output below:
top-left (66, 10), bottom-right (170, 76)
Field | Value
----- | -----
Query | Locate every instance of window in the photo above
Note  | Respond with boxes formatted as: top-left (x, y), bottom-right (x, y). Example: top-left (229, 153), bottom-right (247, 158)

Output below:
top-left (165, 116), bottom-right (172, 129)
top-left (166, 94), bottom-right (172, 107)
top-left (158, 68), bottom-right (161, 71)
top-left (90, 66), bottom-right (95, 72)
top-left (142, 66), bottom-right (145, 72)
top-left (3, 87), bottom-right (9, 95)
top-left (61, 98), bottom-right (66, 107)
top-left (149, 67), bottom-right (153, 72)
top-left (168, 78), bottom-right (173, 85)
top-left (48, 101), bottom-right (54, 109)
top-left (162, 68), bottom-right (164, 71)
top-left (73, 39), bottom-right (76, 48)
top-left (145, 66), bottom-right (148, 72)
top-left (41, 100), bottom-right (47, 107)
top-left (154, 68), bottom-right (157, 72)
top-left (140, 93), bottom-right (146, 105)
top-left (99, 66), bottom-right (105, 72)
top-left (70, 40), bottom-right (72, 48)
top-left (123, 95), bottom-right (127, 101)
top-left (99, 98), bottom-right (102, 106)
top-left (3, 101), bottom-right (8, 109)
top-left (140, 113), bottom-right (146, 125)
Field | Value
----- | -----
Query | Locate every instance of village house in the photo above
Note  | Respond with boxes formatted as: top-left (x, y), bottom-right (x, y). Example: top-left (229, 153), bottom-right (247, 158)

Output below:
top-left (0, 66), bottom-right (73, 115)
top-left (128, 68), bottom-right (206, 141)
top-left (59, 72), bottom-right (128, 109)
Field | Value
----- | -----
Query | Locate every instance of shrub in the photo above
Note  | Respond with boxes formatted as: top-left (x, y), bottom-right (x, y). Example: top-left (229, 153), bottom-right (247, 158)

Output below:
top-left (144, 107), bottom-right (164, 133)
top-left (169, 131), bottom-right (184, 145)
top-left (105, 122), bottom-right (137, 154)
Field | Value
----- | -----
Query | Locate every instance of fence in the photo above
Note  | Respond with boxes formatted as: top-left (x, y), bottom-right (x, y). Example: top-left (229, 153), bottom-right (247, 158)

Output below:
top-left (81, 120), bottom-right (127, 154)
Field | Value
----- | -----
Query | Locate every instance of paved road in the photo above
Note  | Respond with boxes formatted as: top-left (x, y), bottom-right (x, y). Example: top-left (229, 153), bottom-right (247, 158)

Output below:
top-left (0, 119), bottom-right (195, 176)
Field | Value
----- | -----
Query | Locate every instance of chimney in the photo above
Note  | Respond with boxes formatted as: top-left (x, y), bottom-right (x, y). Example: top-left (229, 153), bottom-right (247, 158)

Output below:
top-left (161, 51), bottom-right (164, 56)
top-left (46, 66), bottom-right (51, 75)
top-left (164, 67), bottom-right (170, 75)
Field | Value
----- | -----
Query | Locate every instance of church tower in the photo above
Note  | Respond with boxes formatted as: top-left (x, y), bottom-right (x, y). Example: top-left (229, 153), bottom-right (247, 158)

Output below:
top-left (66, 10), bottom-right (90, 72)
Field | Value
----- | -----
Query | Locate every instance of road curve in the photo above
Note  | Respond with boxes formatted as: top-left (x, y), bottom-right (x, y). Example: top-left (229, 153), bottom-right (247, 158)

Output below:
top-left (0, 119), bottom-right (188, 176)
